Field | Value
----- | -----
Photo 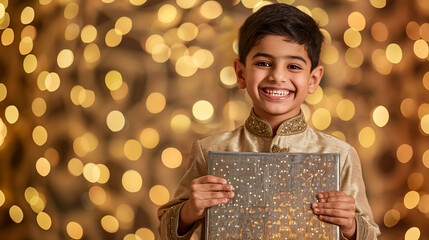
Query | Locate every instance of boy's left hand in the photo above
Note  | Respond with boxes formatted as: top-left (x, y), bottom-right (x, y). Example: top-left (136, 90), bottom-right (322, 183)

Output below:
top-left (311, 191), bottom-right (357, 239)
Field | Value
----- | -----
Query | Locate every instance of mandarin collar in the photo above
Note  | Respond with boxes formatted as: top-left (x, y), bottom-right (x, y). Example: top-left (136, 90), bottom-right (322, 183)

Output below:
top-left (245, 109), bottom-right (307, 137)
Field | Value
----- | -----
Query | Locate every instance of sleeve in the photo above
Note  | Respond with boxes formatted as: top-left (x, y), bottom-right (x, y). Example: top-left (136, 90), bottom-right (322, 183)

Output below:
top-left (340, 146), bottom-right (381, 240)
top-left (158, 140), bottom-right (208, 240)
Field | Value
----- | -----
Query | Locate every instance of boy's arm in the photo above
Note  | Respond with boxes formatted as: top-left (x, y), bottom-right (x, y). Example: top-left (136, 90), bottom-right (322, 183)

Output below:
top-left (339, 146), bottom-right (381, 239)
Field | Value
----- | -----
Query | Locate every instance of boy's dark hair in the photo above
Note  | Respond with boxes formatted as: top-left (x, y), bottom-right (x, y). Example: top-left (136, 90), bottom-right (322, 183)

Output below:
top-left (238, 3), bottom-right (324, 71)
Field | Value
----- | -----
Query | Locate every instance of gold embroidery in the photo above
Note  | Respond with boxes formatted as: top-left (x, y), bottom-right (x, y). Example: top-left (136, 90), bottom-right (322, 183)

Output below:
top-left (271, 145), bottom-right (289, 153)
top-left (166, 203), bottom-right (194, 240)
top-left (245, 109), bottom-right (307, 137)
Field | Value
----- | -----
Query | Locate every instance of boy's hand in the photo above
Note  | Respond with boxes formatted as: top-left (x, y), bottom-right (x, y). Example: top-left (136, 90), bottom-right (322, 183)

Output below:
top-left (179, 175), bottom-right (234, 234)
top-left (311, 191), bottom-right (357, 239)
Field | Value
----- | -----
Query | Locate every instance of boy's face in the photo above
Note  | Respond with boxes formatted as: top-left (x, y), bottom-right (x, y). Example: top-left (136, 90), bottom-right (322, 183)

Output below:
top-left (234, 34), bottom-right (323, 122)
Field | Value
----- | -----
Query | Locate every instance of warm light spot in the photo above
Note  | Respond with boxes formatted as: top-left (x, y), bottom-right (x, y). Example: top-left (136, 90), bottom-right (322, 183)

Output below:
top-left (320, 45), bottom-right (339, 65)
top-left (407, 172), bottom-right (424, 190)
top-left (65, 23), bottom-right (80, 41)
top-left (105, 29), bottom-right (122, 47)
top-left (149, 185), bottom-right (170, 205)
top-left (405, 227), bottom-right (420, 240)
top-left (110, 82), bottom-right (128, 100)
top-left (145, 34), bottom-right (164, 54)
top-left (0, 3), bottom-right (4, 19)
top-left (0, 12), bottom-right (10, 29)
top-left (345, 48), bottom-right (364, 68)
top-left (418, 194), bottom-right (429, 214)
top-left (358, 127), bottom-right (375, 148)
top-left (45, 72), bottom-right (60, 92)
top-left (0, 117), bottom-right (7, 147)
top-left (177, 0), bottom-right (197, 9)
top-left (344, 28), bottom-right (361, 48)
top-left (386, 43), bottom-right (402, 64)
top-left (57, 49), bottom-right (74, 68)
top-left (101, 215), bottom-right (119, 233)
top-left (421, 115), bottom-right (429, 134)
top-left (146, 92), bottom-right (166, 114)
top-left (192, 100), bottom-right (214, 121)
top-left (252, 1), bottom-right (272, 12)
top-left (105, 70), bottom-right (123, 91)
top-left (139, 128), bottom-right (160, 149)
top-left (423, 150), bottom-right (429, 168)
top-left (89, 185), bottom-right (107, 206)
top-left (106, 110), bottom-right (125, 132)
top-left (311, 8), bottom-right (328, 27)
top-left (371, 22), bottom-right (388, 42)
top-left (5, 105), bottom-right (19, 124)
top-left (406, 21), bottom-right (420, 41)
top-left (348, 12), bottom-right (365, 31)
top-left (423, 72), bottom-right (429, 91)
top-left (336, 99), bottom-right (355, 121)
top-left (241, 0), bottom-right (261, 8)
top-left (416, 0), bottom-right (429, 13)
top-left (122, 170), bottom-right (143, 193)
top-left (413, 39), bottom-right (429, 59)
top-left (311, 108), bottom-right (331, 130)
top-left (175, 55), bottom-right (198, 77)
top-left (177, 22), bottom-right (198, 41)
top-left (83, 43), bottom-right (100, 64)
top-left (371, 49), bottom-right (392, 75)
top-left (68, 158), bottom-right (83, 176)
top-left (200, 1), bottom-right (222, 19)
top-left (9, 205), bottom-right (24, 223)
top-left (370, 0), bottom-right (386, 8)
top-left (135, 228), bottom-right (155, 240)
top-left (372, 105), bottom-right (389, 127)
top-left (223, 101), bottom-right (249, 122)
top-left (24, 187), bottom-right (39, 206)
top-left (220, 66), bottom-right (237, 88)
top-left (33, 125), bottom-right (48, 146)
top-left (36, 212), bottom-right (52, 230)
top-left (21, 6), bottom-right (35, 25)
top-left (64, 2), bottom-right (79, 19)
top-left (23, 54), bottom-right (37, 73)
top-left (383, 209), bottom-right (400, 227)
top-left (295, 6), bottom-right (311, 16)
top-left (80, 89), bottom-right (95, 108)
top-left (36, 157), bottom-right (51, 177)
top-left (397, 144), bottom-right (413, 163)
top-left (0, 83), bottom-right (6, 101)
top-left (124, 139), bottom-right (142, 161)
top-left (1, 27), bottom-right (13, 46)
top-left (66, 221), bottom-right (83, 240)
top-left (420, 23), bottom-right (429, 42)
top-left (193, 49), bottom-right (214, 69)
top-left (158, 4), bottom-right (177, 24)
top-left (129, 0), bottom-right (147, 6)
top-left (19, 36), bottom-right (33, 55)
top-left (151, 43), bottom-right (171, 63)
top-left (162, 147), bottom-right (182, 168)
top-left (331, 131), bottom-right (346, 141)
top-left (116, 203), bottom-right (134, 224)
top-left (83, 163), bottom-right (101, 183)
top-left (400, 98), bottom-right (417, 118)
top-left (170, 114), bottom-right (191, 133)
top-left (305, 86), bottom-right (323, 105)
top-left (404, 191), bottom-right (420, 209)
top-left (115, 16), bottom-right (132, 35)
top-left (418, 104), bottom-right (429, 119)
top-left (0, 190), bottom-right (5, 207)
top-left (96, 164), bottom-right (110, 184)
top-left (32, 98), bottom-right (47, 117)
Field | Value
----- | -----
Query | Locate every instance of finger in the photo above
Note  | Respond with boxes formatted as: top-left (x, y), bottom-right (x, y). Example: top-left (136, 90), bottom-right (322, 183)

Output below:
top-left (194, 175), bottom-right (228, 184)
top-left (312, 202), bottom-right (356, 211)
top-left (312, 207), bottom-right (355, 219)
top-left (191, 183), bottom-right (234, 193)
top-left (197, 198), bottom-right (230, 208)
top-left (195, 191), bottom-right (235, 200)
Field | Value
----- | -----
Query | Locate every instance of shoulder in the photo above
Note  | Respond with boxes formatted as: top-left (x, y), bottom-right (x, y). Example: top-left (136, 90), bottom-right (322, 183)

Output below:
top-left (305, 126), bottom-right (352, 151)
top-left (195, 126), bottom-right (245, 150)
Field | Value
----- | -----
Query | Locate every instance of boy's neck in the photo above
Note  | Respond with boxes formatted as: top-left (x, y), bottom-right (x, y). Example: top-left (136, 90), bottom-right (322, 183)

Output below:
top-left (253, 109), bottom-right (302, 135)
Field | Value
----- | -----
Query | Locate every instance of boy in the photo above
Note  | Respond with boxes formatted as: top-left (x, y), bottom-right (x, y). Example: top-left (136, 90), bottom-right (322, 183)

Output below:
top-left (158, 3), bottom-right (380, 240)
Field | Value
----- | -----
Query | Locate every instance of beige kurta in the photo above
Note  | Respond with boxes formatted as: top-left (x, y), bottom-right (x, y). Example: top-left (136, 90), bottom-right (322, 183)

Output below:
top-left (158, 111), bottom-right (380, 239)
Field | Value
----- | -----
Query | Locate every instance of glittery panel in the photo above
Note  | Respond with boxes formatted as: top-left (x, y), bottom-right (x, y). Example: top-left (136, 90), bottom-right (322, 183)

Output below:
top-left (206, 152), bottom-right (340, 240)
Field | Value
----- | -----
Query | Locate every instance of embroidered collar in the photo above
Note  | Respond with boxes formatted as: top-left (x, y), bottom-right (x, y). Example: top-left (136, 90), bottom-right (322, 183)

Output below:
top-left (245, 109), bottom-right (307, 137)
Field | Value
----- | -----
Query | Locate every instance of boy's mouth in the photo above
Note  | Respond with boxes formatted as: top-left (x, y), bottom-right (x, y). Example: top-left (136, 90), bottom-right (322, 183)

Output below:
top-left (261, 88), bottom-right (291, 97)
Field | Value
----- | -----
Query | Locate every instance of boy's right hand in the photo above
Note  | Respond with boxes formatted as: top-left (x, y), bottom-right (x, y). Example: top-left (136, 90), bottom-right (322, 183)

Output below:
top-left (179, 175), bottom-right (234, 234)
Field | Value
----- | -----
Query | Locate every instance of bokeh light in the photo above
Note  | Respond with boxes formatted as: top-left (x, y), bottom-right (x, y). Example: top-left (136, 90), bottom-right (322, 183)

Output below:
top-left (149, 185), bottom-right (170, 206)
top-left (146, 92), bottom-right (166, 114)
top-left (122, 170), bottom-right (143, 193)
top-left (192, 100), bottom-right (214, 122)
top-left (67, 221), bottom-right (83, 240)
top-left (161, 147), bottom-right (182, 168)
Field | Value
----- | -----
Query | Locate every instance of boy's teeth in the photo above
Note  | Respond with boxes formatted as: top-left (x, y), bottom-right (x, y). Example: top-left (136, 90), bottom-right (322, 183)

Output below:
top-left (264, 89), bottom-right (290, 96)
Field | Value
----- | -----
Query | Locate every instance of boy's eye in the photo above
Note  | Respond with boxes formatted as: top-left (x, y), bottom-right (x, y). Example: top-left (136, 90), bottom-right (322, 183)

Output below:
top-left (256, 62), bottom-right (271, 67)
top-left (288, 64), bottom-right (302, 70)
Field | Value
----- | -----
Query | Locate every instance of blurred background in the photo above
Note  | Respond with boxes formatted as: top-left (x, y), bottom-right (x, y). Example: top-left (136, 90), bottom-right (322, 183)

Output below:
top-left (0, 0), bottom-right (428, 239)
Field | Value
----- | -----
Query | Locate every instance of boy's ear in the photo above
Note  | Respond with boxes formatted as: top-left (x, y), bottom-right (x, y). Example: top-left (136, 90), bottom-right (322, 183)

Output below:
top-left (308, 65), bottom-right (324, 94)
top-left (234, 59), bottom-right (246, 89)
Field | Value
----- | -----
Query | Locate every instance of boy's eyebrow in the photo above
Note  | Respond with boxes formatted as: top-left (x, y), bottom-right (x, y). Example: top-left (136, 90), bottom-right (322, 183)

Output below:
top-left (252, 52), bottom-right (307, 65)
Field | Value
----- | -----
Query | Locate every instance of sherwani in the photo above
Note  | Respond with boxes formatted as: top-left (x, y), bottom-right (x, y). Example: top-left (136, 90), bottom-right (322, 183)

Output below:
top-left (158, 111), bottom-right (380, 239)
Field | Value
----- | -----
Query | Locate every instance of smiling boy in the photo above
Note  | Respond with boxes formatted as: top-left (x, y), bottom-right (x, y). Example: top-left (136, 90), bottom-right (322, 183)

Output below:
top-left (158, 3), bottom-right (380, 240)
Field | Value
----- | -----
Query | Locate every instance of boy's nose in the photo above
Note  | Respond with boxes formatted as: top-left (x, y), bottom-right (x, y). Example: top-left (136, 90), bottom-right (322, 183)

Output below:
top-left (269, 66), bottom-right (287, 83)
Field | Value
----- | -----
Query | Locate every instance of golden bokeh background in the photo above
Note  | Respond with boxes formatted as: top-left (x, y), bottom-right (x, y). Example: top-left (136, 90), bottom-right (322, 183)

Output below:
top-left (0, 0), bottom-right (428, 239)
